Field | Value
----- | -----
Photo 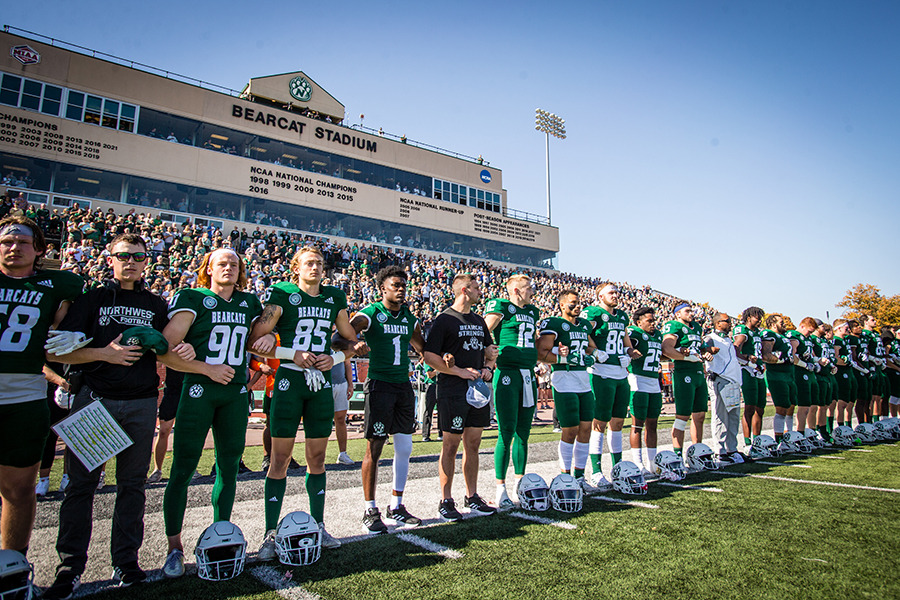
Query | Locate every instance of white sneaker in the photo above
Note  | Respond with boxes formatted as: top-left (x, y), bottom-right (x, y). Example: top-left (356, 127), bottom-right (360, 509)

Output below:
top-left (257, 529), bottom-right (277, 561)
top-left (147, 469), bottom-right (163, 484)
top-left (162, 549), bottom-right (184, 579)
top-left (59, 474), bottom-right (70, 493)
top-left (496, 490), bottom-right (515, 510)
top-left (337, 452), bottom-right (354, 465)
top-left (35, 477), bottom-right (50, 496)
top-left (576, 476), bottom-right (600, 495)
top-left (318, 523), bottom-right (341, 549)
top-left (590, 473), bottom-right (612, 490)
top-left (96, 471), bottom-right (106, 490)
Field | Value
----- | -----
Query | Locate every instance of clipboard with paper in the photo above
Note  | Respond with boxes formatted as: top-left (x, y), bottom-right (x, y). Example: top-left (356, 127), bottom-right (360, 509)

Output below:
top-left (52, 399), bottom-right (133, 472)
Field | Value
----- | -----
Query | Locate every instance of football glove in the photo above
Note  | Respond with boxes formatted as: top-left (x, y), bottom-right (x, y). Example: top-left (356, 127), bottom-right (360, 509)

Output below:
top-left (302, 368), bottom-right (326, 392)
top-left (45, 330), bottom-right (93, 356)
top-left (592, 350), bottom-right (610, 364)
top-left (619, 354), bottom-right (631, 369)
top-left (683, 353), bottom-right (702, 363)
top-left (860, 352), bottom-right (870, 362)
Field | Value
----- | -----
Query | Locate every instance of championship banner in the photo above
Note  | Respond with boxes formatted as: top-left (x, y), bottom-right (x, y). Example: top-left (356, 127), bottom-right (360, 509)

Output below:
top-left (52, 400), bottom-right (133, 472)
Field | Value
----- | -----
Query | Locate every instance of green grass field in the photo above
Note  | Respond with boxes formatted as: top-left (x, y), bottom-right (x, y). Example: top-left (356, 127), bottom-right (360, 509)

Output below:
top-left (83, 438), bottom-right (900, 600)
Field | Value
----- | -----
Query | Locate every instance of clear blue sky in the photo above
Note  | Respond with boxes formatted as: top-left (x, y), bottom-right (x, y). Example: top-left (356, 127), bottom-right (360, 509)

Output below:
top-left (6, 1), bottom-right (898, 320)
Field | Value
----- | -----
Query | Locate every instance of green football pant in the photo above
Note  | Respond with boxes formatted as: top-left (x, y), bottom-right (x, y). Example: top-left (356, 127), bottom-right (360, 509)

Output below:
top-left (741, 371), bottom-right (767, 408)
top-left (493, 369), bottom-right (536, 480)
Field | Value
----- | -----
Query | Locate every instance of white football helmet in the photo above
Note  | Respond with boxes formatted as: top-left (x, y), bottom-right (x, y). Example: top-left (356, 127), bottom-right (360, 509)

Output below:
top-left (195, 521), bottom-right (247, 581)
top-left (611, 461), bottom-right (648, 495)
top-left (686, 443), bottom-right (718, 471)
top-left (0, 550), bottom-right (33, 600)
top-left (803, 428), bottom-right (825, 449)
top-left (875, 420), bottom-right (900, 440)
top-left (549, 473), bottom-right (583, 513)
top-left (516, 474), bottom-right (550, 512)
top-left (831, 425), bottom-right (856, 448)
top-left (750, 435), bottom-right (778, 459)
top-left (788, 431), bottom-right (814, 453)
top-left (855, 423), bottom-right (878, 443)
top-left (778, 431), bottom-right (804, 454)
top-left (654, 450), bottom-right (686, 482)
top-left (275, 511), bottom-right (321, 566)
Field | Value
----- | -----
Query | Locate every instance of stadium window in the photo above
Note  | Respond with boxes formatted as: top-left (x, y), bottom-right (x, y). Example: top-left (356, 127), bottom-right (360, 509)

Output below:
top-left (0, 74), bottom-right (21, 106)
top-left (0, 73), bottom-right (63, 117)
top-left (66, 91), bottom-right (85, 120)
top-left (102, 99), bottom-right (119, 128)
top-left (41, 85), bottom-right (62, 116)
top-left (119, 104), bottom-right (136, 132)
top-left (20, 80), bottom-right (42, 111)
top-left (84, 95), bottom-right (102, 125)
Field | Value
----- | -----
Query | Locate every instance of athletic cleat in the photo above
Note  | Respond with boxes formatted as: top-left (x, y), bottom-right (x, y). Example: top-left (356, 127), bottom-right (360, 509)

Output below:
top-left (162, 549), bottom-right (184, 578)
top-left (288, 458), bottom-right (302, 471)
top-left (146, 469), bottom-right (163, 484)
top-left (439, 498), bottom-right (463, 522)
top-left (576, 476), bottom-right (601, 494)
top-left (35, 477), bottom-right (50, 496)
top-left (718, 453), bottom-right (735, 464)
top-left (730, 452), bottom-right (745, 464)
top-left (337, 452), bottom-right (354, 465)
top-left (362, 508), bottom-right (388, 534)
top-left (590, 473), bottom-right (612, 490)
top-left (464, 494), bottom-right (497, 515)
top-left (385, 504), bottom-right (422, 527)
top-left (42, 573), bottom-right (81, 600)
top-left (112, 562), bottom-right (146, 587)
top-left (257, 530), bottom-right (277, 561)
top-left (318, 523), bottom-right (341, 548)
top-left (238, 460), bottom-right (253, 474)
top-left (59, 473), bottom-right (70, 492)
top-left (260, 455), bottom-right (271, 472)
top-left (497, 496), bottom-right (516, 510)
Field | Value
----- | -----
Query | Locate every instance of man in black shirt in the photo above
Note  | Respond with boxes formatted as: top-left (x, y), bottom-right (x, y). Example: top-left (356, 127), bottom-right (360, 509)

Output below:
top-left (43, 234), bottom-right (202, 598)
top-left (424, 273), bottom-right (498, 522)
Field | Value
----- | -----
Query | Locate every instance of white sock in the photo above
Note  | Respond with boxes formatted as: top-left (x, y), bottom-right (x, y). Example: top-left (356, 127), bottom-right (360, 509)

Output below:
top-left (785, 416), bottom-right (794, 432)
top-left (631, 447), bottom-right (643, 467)
top-left (365, 500), bottom-right (376, 510)
top-left (573, 441), bottom-right (590, 470)
top-left (390, 495), bottom-right (402, 510)
top-left (773, 414), bottom-right (785, 436)
top-left (558, 441), bottom-right (574, 472)
top-left (496, 483), bottom-right (508, 503)
top-left (589, 430), bottom-right (604, 455)
top-left (392, 434), bottom-right (413, 493)
top-left (647, 447), bottom-right (657, 466)
top-left (609, 431), bottom-right (623, 454)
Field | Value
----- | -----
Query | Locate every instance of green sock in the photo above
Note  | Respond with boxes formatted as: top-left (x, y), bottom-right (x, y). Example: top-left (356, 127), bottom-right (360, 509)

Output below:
top-left (673, 447), bottom-right (682, 457)
top-left (611, 452), bottom-right (622, 466)
top-left (744, 437), bottom-right (752, 445)
top-left (573, 468), bottom-right (585, 479)
top-left (306, 472), bottom-right (326, 524)
top-left (827, 416), bottom-right (834, 433)
top-left (264, 477), bottom-right (287, 532)
top-left (590, 453), bottom-right (602, 473)
top-left (874, 415), bottom-right (880, 422)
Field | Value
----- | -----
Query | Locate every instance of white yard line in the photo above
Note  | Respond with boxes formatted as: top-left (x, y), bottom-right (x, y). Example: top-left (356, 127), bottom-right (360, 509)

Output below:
top-left (251, 566), bottom-right (323, 600)
top-left (800, 557), bottom-right (828, 563)
top-left (656, 482), bottom-right (723, 492)
top-left (508, 511), bottom-right (578, 529)
top-left (593, 495), bottom-right (659, 509)
top-left (395, 532), bottom-right (464, 559)
top-left (818, 456), bottom-right (845, 459)
top-left (720, 472), bottom-right (900, 493)
top-left (755, 461), bottom-right (812, 468)
top-left (848, 449), bottom-right (874, 452)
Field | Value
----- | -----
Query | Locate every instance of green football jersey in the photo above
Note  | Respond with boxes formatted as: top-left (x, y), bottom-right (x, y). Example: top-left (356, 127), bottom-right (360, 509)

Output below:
top-left (732, 323), bottom-right (763, 361)
top-left (861, 329), bottom-right (882, 369)
top-left (833, 335), bottom-right (851, 367)
top-left (538, 316), bottom-right (592, 372)
top-left (0, 269), bottom-right (83, 374)
top-left (169, 287), bottom-right (262, 385)
top-left (264, 282), bottom-right (347, 356)
top-left (661, 319), bottom-right (704, 372)
top-left (762, 328), bottom-right (793, 374)
top-left (358, 301), bottom-right (418, 383)
top-left (845, 334), bottom-right (862, 367)
top-left (785, 330), bottom-right (815, 369)
top-left (810, 334), bottom-right (829, 367)
top-left (627, 326), bottom-right (663, 378)
top-left (484, 297), bottom-right (540, 370)
top-left (580, 305), bottom-right (629, 365)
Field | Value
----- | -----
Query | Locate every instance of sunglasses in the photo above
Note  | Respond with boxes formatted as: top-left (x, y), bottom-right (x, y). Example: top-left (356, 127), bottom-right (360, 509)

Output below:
top-left (113, 252), bottom-right (148, 262)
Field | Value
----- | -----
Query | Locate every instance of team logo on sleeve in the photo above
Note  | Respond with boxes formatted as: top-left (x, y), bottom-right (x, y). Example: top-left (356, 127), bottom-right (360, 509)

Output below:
top-left (278, 378), bottom-right (290, 391)
top-left (203, 296), bottom-right (217, 309)
top-left (189, 385), bottom-right (204, 398)
top-left (289, 293), bottom-right (302, 306)
top-left (509, 305), bottom-right (516, 314)
top-left (376, 312), bottom-right (388, 323)
top-left (601, 314), bottom-right (609, 322)
top-left (642, 333), bottom-right (648, 340)
top-left (561, 322), bottom-right (570, 331)
top-left (452, 416), bottom-right (464, 430)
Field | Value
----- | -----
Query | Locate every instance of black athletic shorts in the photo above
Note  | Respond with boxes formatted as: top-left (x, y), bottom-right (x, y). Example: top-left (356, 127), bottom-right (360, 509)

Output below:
top-left (364, 379), bottom-right (416, 439)
top-left (437, 394), bottom-right (490, 435)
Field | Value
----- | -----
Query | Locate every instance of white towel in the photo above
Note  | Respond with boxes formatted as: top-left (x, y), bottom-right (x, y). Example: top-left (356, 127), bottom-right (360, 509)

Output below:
top-left (521, 369), bottom-right (535, 408)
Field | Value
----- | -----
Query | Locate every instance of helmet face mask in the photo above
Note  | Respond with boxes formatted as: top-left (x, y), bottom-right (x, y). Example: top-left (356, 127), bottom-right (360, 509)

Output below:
top-left (195, 521), bottom-right (247, 581)
top-left (516, 474), bottom-right (550, 512)
top-left (549, 474), bottom-right (583, 513)
top-left (686, 443), bottom-right (718, 471)
top-left (855, 423), bottom-right (878, 443)
top-left (0, 550), bottom-right (33, 600)
top-left (275, 511), bottom-right (321, 566)
top-left (831, 425), bottom-right (856, 447)
top-left (611, 461), bottom-right (648, 495)
top-left (750, 434), bottom-right (777, 459)
top-left (875, 420), bottom-right (900, 440)
top-left (654, 450), bottom-right (685, 481)
top-left (804, 428), bottom-right (825, 448)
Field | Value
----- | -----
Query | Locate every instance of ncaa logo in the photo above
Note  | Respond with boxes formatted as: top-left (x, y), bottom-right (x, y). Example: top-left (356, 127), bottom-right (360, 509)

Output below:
top-left (562, 322), bottom-right (570, 331)
top-left (278, 378), bottom-right (290, 391)
top-left (203, 296), bottom-right (217, 309)
top-left (452, 416), bottom-right (464, 430)
top-left (289, 293), bottom-right (301, 306)
top-left (373, 422), bottom-right (385, 436)
top-left (502, 376), bottom-right (511, 386)
top-left (684, 376), bottom-right (692, 384)
top-left (376, 312), bottom-right (388, 323)
top-left (189, 385), bottom-right (204, 398)
top-left (480, 169), bottom-right (491, 184)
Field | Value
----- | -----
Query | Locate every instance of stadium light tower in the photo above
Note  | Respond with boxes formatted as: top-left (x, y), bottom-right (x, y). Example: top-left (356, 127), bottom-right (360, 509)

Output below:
top-left (534, 109), bottom-right (566, 225)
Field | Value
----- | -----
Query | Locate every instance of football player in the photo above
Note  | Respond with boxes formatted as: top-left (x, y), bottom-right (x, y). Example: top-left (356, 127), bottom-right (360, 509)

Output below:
top-left (761, 314), bottom-right (797, 441)
top-left (661, 302), bottom-right (715, 458)
top-left (581, 283), bottom-right (641, 487)
top-left (536, 289), bottom-right (597, 491)
top-left (337, 265), bottom-right (426, 533)
top-left (832, 319), bottom-right (859, 428)
top-left (484, 274), bottom-right (541, 509)
top-left (626, 307), bottom-right (663, 476)
top-left (250, 246), bottom-right (362, 555)
top-left (785, 317), bottom-right (823, 433)
top-left (732, 307), bottom-right (767, 447)
top-left (883, 327), bottom-right (900, 417)
top-left (847, 319), bottom-right (869, 425)
top-left (160, 248), bottom-right (263, 578)
top-left (861, 315), bottom-right (888, 422)
top-left (819, 323), bottom-right (840, 436)
top-left (0, 216), bottom-right (82, 556)
top-left (809, 320), bottom-right (835, 441)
